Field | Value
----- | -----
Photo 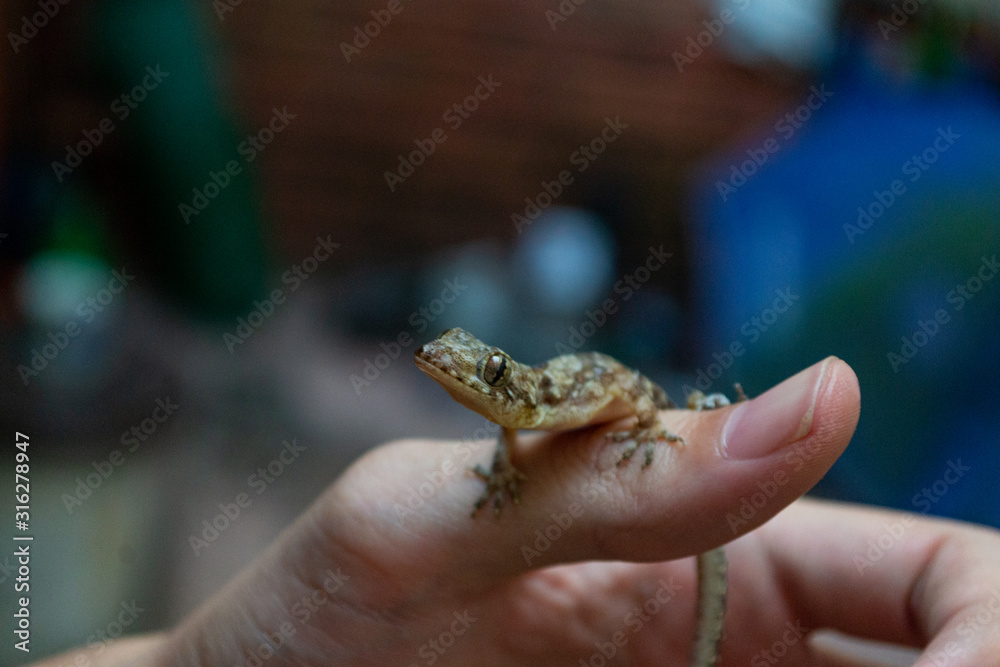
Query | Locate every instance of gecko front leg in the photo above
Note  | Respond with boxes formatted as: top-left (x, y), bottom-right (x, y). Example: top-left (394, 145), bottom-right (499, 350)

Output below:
top-left (470, 427), bottom-right (527, 517)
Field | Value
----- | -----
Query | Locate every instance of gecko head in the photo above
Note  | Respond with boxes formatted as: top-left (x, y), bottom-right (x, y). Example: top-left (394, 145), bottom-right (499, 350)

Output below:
top-left (414, 327), bottom-right (537, 427)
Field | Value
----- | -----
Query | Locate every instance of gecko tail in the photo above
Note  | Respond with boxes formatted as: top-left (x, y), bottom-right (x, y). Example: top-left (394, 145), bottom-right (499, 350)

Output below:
top-left (691, 547), bottom-right (728, 667)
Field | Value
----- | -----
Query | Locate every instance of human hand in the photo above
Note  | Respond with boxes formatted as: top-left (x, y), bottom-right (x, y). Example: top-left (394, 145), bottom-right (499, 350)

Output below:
top-left (33, 357), bottom-right (1000, 666)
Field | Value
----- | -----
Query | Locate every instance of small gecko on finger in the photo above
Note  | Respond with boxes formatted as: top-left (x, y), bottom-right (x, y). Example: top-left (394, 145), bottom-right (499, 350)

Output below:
top-left (415, 327), bottom-right (740, 667)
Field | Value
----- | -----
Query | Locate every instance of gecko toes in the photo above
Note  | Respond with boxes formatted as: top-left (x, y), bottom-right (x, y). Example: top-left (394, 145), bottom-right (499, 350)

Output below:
top-left (642, 442), bottom-right (655, 468)
top-left (608, 425), bottom-right (685, 468)
top-left (469, 459), bottom-right (526, 518)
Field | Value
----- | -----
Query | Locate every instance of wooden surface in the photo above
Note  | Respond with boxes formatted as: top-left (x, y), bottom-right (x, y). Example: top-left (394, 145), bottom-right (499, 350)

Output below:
top-left (213, 0), bottom-right (801, 266)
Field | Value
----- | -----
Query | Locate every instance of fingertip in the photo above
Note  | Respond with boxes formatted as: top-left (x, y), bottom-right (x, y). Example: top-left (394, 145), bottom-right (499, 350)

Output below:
top-left (721, 356), bottom-right (859, 461)
top-left (522, 357), bottom-right (865, 564)
top-left (722, 357), bottom-right (830, 461)
top-left (821, 356), bottom-right (861, 437)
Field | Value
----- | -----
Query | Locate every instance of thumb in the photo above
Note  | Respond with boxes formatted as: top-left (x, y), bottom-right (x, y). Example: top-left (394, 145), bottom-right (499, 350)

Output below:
top-left (645, 355), bottom-right (861, 554)
top-left (449, 355), bottom-right (861, 573)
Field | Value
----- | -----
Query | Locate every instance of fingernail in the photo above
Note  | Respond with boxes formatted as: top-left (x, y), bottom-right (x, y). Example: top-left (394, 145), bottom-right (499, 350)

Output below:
top-left (722, 357), bottom-right (834, 460)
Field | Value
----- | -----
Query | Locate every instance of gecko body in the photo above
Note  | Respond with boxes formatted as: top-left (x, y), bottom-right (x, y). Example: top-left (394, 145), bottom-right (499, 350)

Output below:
top-left (415, 327), bottom-right (732, 667)
top-left (414, 328), bottom-right (683, 466)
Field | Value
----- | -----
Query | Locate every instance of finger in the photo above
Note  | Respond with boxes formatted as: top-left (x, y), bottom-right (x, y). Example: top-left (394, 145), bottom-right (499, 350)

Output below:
top-left (808, 630), bottom-right (922, 667)
top-left (582, 354), bottom-right (861, 560)
top-left (321, 356), bottom-right (859, 587)
top-left (498, 355), bottom-right (859, 566)
top-left (745, 499), bottom-right (1000, 666)
top-left (28, 635), bottom-right (167, 666)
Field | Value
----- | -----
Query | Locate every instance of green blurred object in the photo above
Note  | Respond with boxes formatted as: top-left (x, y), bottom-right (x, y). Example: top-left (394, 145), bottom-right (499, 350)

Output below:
top-left (46, 185), bottom-right (113, 262)
top-left (89, 0), bottom-right (268, 319)
top-left (915, 4), bottom-right (968, 79)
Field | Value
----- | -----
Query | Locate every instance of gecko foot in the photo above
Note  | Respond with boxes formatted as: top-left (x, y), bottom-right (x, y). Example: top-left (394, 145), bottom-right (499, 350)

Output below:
top-left (609, 425), bottom-right (685, 469)
top-left (687, 383), bottom-right (748, 411)
top-left (469, 451), bottom-right (527, 518)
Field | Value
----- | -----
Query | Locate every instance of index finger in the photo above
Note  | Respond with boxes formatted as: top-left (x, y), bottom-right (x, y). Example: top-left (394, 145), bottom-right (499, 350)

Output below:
top-left (747, 499), bottom-right (1000, 666)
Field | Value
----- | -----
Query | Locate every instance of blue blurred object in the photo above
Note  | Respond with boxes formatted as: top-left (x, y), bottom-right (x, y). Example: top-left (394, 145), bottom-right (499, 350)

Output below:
top-left (512, 207), bottom-right (616, 316)
top-left (711, 0), bottom-right (838, 70)
top-left (689, 14), bottom-right (1000, 526)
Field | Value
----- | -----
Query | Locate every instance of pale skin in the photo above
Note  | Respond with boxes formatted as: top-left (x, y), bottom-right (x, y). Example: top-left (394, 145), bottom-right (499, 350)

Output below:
top-left (31, 357), bottom-right (1000, 666)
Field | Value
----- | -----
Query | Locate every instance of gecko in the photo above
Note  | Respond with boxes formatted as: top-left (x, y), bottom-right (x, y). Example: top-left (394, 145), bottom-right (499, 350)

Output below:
top-left (414, 327), bottom-right (742, 667)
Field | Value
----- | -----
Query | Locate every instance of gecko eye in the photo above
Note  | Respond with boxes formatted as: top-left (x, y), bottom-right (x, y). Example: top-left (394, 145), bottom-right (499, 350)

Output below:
top-left (477, 352), bottom-right (512, 388)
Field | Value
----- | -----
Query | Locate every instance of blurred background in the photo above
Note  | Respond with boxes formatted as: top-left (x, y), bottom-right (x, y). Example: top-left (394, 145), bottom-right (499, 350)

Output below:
top-left (1, 0), bottom-right (999, 662)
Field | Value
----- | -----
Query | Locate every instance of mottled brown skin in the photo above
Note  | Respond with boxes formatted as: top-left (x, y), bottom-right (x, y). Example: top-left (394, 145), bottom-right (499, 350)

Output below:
top-left (414, 327), bottom-right (684, 515)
